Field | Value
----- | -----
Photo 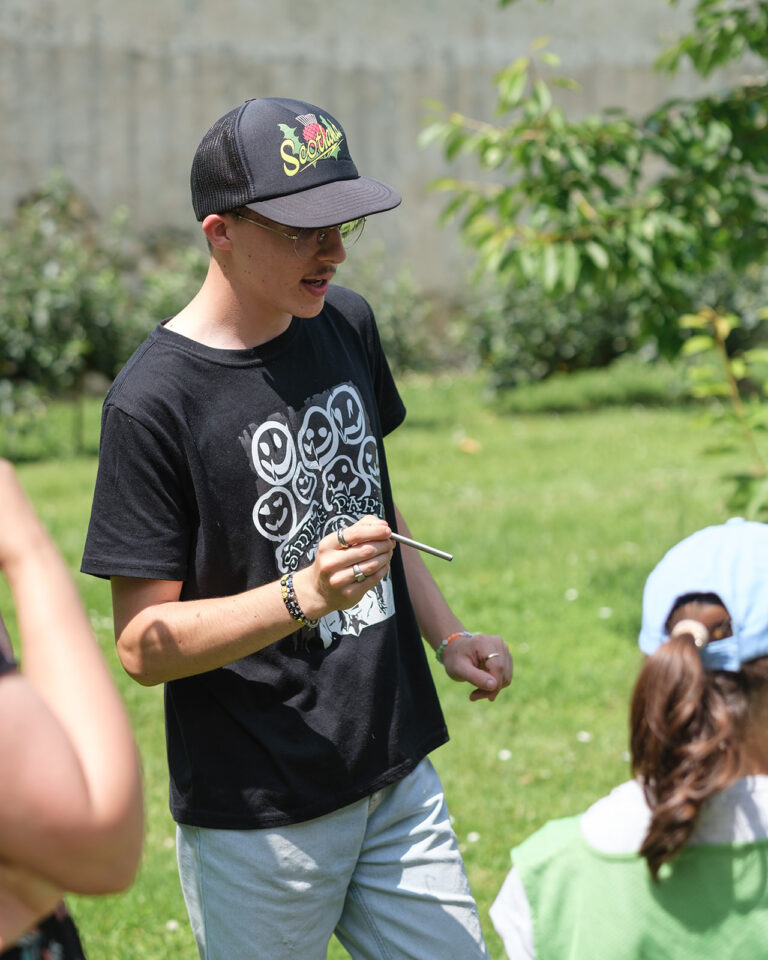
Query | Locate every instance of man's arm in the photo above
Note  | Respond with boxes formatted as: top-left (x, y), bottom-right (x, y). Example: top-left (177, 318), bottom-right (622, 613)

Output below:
top-left (394, 505), bottom-right (513, 702)
top-left (112, 515), bottom-right (397, 686)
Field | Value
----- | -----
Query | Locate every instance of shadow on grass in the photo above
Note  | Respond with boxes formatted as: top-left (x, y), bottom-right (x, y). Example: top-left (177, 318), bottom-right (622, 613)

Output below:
top-left (492, 357), bottom-right (695, 416)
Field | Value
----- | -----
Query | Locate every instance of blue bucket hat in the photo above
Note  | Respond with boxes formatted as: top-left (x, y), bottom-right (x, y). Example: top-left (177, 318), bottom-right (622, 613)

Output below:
top-left (639, 518), bottom-right (768, 671)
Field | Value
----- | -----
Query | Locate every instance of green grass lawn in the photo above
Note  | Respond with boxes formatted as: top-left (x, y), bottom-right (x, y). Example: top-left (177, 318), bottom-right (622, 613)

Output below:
top-left (0, 366), bottom-right (746, 959)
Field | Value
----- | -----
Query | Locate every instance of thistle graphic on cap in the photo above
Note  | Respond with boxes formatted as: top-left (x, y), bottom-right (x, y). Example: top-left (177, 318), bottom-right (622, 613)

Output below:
top-left (297, 114), bottom-right (322, 143)
top-left (278, 112), bottom-right (345, 178)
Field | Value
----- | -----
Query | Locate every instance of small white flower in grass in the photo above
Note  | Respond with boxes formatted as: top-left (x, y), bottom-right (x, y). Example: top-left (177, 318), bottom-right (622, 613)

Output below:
top-left (166, 920), bottom-right (180, 932)
top-left (565, 588), bottom-right (579, 602)
top-left (577, 730), bottom-right (593, 743)
top-left (163, 837), bottom-right (175, 849)
top-left (497, 749), bottom-right (512, 762)
top-left (467, 831), bottom-right (481, 844)
top-left (622, 750), bottom-right (631, 763)
top-left (598, 607), bottom-right (613, 619)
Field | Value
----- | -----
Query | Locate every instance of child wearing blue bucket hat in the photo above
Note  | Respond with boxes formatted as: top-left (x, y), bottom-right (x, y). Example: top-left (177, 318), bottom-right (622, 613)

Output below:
top-left (490, 517), bottom-right (768, 959)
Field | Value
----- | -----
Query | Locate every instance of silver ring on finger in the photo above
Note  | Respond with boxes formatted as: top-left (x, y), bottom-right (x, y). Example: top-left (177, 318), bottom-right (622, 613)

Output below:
top-left (352, 563), bottom-right (367, 583)
top-left (484, 652), bottom-right (501, 663)
top-left (337, 527), bottom-right (350, 549)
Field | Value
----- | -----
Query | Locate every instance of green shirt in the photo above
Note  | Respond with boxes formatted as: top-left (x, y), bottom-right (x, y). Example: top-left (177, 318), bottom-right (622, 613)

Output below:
top-left (514, 816), bottom-right (768, 959)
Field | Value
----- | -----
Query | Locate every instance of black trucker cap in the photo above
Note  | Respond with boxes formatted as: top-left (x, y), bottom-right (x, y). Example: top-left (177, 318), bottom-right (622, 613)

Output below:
top-left (190, 97), bottom-right (402, 227)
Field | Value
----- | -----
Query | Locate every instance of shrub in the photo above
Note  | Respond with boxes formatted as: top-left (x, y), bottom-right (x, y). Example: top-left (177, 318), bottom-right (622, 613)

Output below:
top-left (0, 172), bottom-right (207, 415)
top-left (464, 280), bottom-right (640, 389)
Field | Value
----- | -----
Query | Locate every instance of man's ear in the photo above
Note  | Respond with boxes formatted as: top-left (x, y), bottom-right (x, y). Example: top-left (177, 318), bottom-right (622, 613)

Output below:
top-left (202, 214), bottom-right (233, 250)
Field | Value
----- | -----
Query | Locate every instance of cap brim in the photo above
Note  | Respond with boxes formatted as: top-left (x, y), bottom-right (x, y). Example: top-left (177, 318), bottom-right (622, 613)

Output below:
top-left (245, 176), bottom-right (401, 228)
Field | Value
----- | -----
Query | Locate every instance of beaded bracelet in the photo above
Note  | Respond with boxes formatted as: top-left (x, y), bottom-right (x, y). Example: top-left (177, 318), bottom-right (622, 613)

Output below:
top-left (435, 630), bottom-right (473, 664)
top-left (280, 572), bottom-right (319, 629)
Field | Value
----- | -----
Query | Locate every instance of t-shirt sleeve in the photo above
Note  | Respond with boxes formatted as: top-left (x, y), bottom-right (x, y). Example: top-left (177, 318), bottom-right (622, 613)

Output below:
top-left (328, 286), bottom-right (406, 437)
top-left (489, 866), bottom-right (536, 960)
top-left (367, 315), bottom-right (406, 438)
top-left (81, 403), bottom-right (193, 581)
top-left (363, 302), bottom-right (406, 437)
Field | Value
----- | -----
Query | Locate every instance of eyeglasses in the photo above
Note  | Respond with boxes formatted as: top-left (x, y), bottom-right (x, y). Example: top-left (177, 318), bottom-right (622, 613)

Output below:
top-left (233, 213), bottom-right (365, 258)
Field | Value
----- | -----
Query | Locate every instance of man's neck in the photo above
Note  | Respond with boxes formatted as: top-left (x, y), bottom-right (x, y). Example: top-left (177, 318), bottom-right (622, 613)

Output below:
top-left (166, 262), bottom-right (292, 349)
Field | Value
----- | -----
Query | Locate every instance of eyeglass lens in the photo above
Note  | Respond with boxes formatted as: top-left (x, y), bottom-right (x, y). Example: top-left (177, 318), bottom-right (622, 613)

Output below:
top-left (294, 219), bottom-right (365, 257)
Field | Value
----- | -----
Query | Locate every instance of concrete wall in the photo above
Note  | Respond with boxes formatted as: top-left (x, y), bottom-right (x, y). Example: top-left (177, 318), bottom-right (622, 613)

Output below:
top-left (0, 0), bottom-right (740, 294)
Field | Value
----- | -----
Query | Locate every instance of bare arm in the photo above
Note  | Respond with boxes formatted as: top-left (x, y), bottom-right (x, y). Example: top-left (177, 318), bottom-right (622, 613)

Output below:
top-left (0, 460), bottom-right (144, 946)
top-left (394, 505), bottom-right (513, 702)
top-left (113, 514), bottom-right (397, 686)
top-left (0, 863), bottom-right (62, 952)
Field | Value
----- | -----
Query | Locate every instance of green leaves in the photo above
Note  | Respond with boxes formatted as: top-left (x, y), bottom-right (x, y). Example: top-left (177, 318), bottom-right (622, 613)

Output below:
top-left (423, 1), bottom-right (768, 370)
top-left (497, 58), bottom-right (529, 109)
top-left (657, 0), bottom-right (768, 76)
top-left (679, 306), bottom-right (768, 518)
top-left (584, 242), bottom-right (609, 271)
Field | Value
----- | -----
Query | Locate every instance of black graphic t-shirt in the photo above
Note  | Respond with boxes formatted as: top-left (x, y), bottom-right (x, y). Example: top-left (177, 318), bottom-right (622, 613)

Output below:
top-left (82, 286), bottom-right (448, 828)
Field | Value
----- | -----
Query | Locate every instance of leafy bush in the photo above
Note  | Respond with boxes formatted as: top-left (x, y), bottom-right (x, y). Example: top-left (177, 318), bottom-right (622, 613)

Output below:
top-left (0, 172), bottom-right (208, 415)
top-left (464, 279), bottom-right (640, 389)
top-left (0, 173), bottom-right (125, 397)
top-left (466, 259), bottom-right (768, 391)
top-left (422, 0), bottom-right (768, 384)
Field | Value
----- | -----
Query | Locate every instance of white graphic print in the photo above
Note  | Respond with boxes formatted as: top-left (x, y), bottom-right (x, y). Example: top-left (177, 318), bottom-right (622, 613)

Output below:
top-left (240, 383), bottom-right (394, 649)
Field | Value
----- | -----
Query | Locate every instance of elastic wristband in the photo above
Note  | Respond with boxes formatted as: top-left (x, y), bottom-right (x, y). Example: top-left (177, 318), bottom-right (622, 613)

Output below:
top-left (435, 630), bottom-right (473, 664)
top-left (280, 573), bottom-right (319, 629)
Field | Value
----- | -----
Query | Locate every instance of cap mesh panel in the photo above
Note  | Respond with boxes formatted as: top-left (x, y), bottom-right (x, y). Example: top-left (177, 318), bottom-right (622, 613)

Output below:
top-left (190, 108), bottom-right (254, 219)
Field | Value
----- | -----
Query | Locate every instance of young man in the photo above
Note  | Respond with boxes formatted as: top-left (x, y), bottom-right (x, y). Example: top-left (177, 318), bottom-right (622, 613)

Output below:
top-left (81, 96), bottom-right (512, 960)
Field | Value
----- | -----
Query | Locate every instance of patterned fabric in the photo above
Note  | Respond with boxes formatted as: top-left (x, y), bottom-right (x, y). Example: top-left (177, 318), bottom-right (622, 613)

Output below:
top-left (0, 620), bottom-right (16, 676)
top-left (1, 902), bottom-right (86, 960)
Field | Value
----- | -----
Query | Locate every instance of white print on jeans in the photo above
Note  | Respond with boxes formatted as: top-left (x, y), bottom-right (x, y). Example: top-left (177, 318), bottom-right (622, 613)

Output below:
top-left (240, 382), bottom-right (394, 648)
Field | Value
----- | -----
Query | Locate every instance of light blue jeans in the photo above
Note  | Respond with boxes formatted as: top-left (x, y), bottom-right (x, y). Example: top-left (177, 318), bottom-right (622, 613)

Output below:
top-left (176, 758), bottom-right (488, 960)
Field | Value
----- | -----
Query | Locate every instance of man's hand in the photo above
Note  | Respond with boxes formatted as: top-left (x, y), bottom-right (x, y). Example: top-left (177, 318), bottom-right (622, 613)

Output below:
top-left (294, 516), bottom-right (396, 621)
top-left (441, 632), bottom-right (513, 702)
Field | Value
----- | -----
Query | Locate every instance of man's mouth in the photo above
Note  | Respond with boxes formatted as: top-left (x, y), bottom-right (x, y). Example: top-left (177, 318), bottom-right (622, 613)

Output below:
top-left (302, 271), bottom-right (335, 295)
